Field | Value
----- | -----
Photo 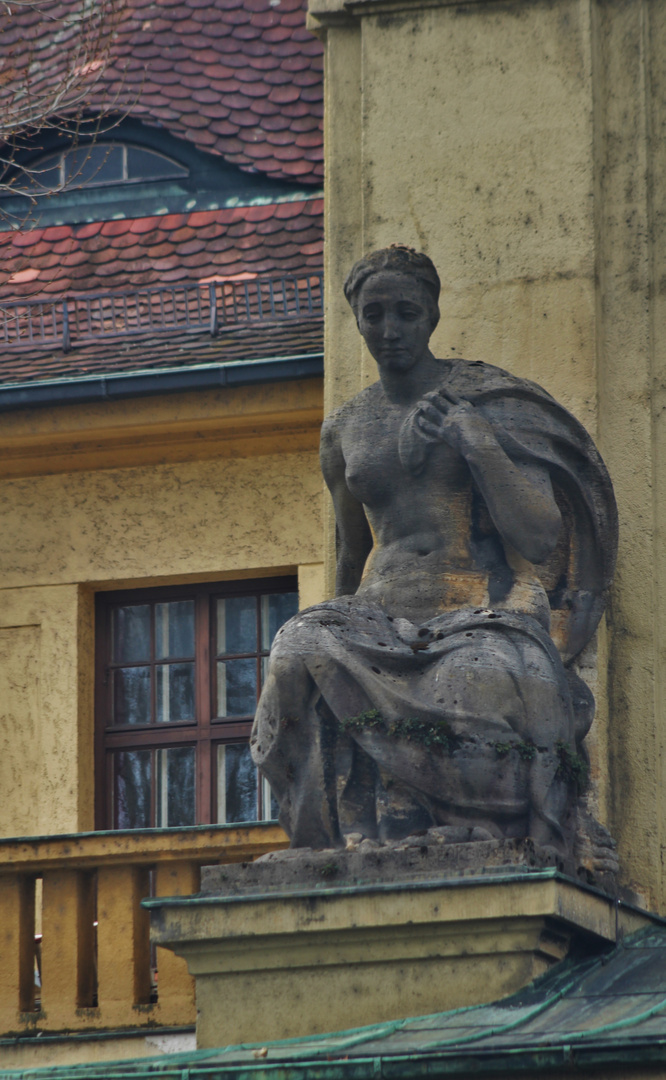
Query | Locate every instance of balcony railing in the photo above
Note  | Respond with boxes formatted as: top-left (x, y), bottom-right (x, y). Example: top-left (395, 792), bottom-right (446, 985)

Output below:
top-left (0, 822), bottom-right (287, 1036)
top-left (0, 273), bottom-right (324, 353)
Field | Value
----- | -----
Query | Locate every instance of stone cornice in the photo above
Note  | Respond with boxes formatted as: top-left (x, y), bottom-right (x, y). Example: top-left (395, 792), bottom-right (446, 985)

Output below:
top-left (309, 0), bottom-right (516, 28)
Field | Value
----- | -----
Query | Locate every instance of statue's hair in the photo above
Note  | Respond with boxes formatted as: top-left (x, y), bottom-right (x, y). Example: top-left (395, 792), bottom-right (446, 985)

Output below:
top-left (343, 245), bottom-right (441, 326)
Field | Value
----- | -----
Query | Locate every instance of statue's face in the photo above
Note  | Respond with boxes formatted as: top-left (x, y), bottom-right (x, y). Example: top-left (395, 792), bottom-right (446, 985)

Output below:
top-left (356, 271), bottom-right (433, 372)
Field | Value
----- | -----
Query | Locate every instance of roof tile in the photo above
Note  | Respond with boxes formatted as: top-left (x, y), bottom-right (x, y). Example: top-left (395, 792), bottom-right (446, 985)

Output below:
top-left (0, 199), bottom-right (322, 302)
top-left (269, 85), bottom-right (302, 105)
top-left (0, 319), bottom-right (323, 386)
top-left (178, 238), bottom-right (207, 255)
top-left (264, 70), bottom-right (292, 86)
top-left (232, 25), bottom-right (263, 40)
top-left (11, 229), bottom-right (43, 248)
top-left (250, 98), bottom-right (283, 117)
top-left (43, 225), bottom-right (72, 242)
top-left (146, 243), bottom-right (176, 258)
top-left (263, 26), bottom-right (293, 43)
top-left (280, 160), bottom-right (315, 176)
top-left (209, 119), bottom-right (241, 136)
top-left (101, 220), bottom-right (134, 238)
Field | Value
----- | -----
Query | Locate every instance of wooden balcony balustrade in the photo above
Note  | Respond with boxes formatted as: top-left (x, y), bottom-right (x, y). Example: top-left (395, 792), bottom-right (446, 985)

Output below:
top-left (0, 823), bottom-right (287, 1036)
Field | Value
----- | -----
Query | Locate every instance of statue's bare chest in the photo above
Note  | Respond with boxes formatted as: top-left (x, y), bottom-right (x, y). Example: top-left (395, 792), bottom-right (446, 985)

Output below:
top-left (340, 402), bottom-right (469, 507)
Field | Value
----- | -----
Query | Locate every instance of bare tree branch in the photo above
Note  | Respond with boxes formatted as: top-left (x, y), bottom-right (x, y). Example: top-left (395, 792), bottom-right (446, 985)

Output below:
top-left (0, 1), bottom-right (130, 185)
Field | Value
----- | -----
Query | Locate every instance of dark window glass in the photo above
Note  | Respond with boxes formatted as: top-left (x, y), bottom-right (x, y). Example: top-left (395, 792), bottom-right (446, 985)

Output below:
top-left (63, 144), bottom-right (123, 187)
top-left (113, 666), bottom-right (151, 727)
top-left (112, 605), bottom-right (151, 663)
top-left (262, 592), bottom-right (298, 650)
top-left (16, 152), bottom-right (61, 192)
top-left (127, 145), bottom-right (187, 180)
top-left (12, 142), bottom-right (188, 194)
top-left (216, 657), bottom-right (257, 718)
top-left (217, 595), bottom-right (256, 655)
top-left (97, 578), bottom-right (296, 829)
top-left (115, 750), bottom-right (151, 829)
top-left (156, 662), bottom-right (195, 724)
top-left (156, 600), bottom-right (195, 660)
top-left (156, 747), bottom-right (196, 827)
top-left (218, 743), bottom-right (257, 824)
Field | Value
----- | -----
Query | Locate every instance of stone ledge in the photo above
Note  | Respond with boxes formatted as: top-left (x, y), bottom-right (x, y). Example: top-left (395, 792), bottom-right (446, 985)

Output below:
top-left (308, 0), bottom-right (514, 30)
top-left (199, 831), bottom-right (620, 898)
top-left (147, 868), bottom-right (659, 1049)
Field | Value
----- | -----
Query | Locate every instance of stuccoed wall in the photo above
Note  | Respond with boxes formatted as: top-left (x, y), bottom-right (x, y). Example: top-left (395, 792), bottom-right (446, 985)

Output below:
top-left (310, 0), bottom-right (666, 909)
top-left (0, 447), bottom-right (323, 837)
top-left (0, 586), bottom-right (92, 837)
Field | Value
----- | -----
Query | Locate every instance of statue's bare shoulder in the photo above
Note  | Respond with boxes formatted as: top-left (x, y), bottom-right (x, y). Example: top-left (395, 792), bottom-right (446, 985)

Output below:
top-left (320, 382), bottom-right (383, 453)
top-left (320, 383), bottom-right (383, 501)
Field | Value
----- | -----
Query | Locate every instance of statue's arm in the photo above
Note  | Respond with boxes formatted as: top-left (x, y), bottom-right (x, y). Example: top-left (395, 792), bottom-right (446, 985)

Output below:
top-left (413, 392), bottom-right (562, 564)
top-left (466, 451), bottom-right (561, 564)
top-left (320, 414), bottom-right (373, 596)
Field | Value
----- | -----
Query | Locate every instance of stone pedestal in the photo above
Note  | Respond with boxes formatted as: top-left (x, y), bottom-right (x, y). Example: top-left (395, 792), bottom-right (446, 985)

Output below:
top-left (146, 865), bottom-right (656, 1050)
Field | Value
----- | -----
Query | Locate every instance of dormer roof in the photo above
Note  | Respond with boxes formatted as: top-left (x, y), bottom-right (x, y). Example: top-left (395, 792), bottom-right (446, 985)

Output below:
top-left (0, 0), bottom-right (323, 186)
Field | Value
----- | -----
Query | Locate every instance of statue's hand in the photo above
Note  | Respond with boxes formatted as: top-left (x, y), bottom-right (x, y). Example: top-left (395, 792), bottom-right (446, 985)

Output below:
top-left (415, 390), bottom-right (493, 455)
top-left (399, 389), bottom-right (493, 472)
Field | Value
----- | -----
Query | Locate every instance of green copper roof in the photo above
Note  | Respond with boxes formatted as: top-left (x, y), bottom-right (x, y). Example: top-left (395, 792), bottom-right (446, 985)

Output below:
top-left (3, 925), bottom-right (666, 1079)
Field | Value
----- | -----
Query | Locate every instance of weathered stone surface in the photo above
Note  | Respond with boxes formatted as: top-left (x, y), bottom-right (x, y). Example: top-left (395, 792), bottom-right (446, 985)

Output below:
top-left (250, 247), bottom-right (618, 881)
top-left (202, 823), bottom-right (620, 898)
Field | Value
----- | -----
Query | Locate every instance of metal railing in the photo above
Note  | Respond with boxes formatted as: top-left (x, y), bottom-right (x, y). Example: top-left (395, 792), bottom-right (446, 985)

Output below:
top-left (0, 273), bottom-right (323, 353)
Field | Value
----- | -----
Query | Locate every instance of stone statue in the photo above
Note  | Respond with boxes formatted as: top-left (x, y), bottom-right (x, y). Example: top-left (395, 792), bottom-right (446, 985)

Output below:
top-left (251, 246), bottom-right (618, 875)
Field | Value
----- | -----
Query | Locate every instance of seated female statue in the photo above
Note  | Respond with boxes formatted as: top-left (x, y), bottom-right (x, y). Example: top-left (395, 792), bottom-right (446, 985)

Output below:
top-left (251, 246), bottom-right (617, 863)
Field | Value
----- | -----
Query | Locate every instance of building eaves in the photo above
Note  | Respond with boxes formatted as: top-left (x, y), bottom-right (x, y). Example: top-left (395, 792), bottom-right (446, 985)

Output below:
top-left (0, 352), bottom-right (323, 414)
top-left (0, 317), bottom-right (324, 397)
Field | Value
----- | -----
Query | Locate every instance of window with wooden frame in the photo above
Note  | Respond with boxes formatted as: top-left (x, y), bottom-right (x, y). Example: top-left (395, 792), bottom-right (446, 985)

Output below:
top-left (95, 577), bottom-right (298, 830)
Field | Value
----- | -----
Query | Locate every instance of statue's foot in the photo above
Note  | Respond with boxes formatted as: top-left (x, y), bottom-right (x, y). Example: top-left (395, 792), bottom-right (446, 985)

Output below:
top-left (426, 825), bottom-right (498, 844)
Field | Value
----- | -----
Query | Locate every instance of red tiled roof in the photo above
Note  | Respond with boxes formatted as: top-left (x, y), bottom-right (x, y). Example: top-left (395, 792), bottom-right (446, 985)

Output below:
top-left (0, 318), bottom-right (323, 386)
top-left (0, 198), bottom-right (323, 300)
top-left (0, 0), bottom-right (323, 184)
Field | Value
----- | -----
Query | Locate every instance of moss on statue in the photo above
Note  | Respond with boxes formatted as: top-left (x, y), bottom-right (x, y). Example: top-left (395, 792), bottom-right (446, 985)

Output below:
top-left (340, 709), bottom-right (453, 752)
top-left (556, 740), bottom-right (589, 792)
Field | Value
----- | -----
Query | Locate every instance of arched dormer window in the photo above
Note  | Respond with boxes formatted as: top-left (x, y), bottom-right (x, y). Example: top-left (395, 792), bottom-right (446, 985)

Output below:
top-left (0, 117), bottom-right (318, 227)
top-left (14, 142), bottom-right (189, 194)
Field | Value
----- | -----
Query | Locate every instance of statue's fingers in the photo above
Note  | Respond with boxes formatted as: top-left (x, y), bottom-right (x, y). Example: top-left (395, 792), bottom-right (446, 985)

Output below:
top-left (417, 418), bottom-right (444, 440)
top-left (438, 387), bottom-right (463, 406)
top-left (419, 403), bottom-right (444, 424)
top-left (420, 392), bottom-right (450, 416)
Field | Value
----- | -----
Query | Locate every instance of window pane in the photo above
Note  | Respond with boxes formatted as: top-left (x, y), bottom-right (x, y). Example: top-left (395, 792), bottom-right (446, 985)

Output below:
top-left (114, 750), bottom-right (151, 829)
top-left (155, 600), bottom-right (195, 659)
top-left (156, 747), bottom-right (195, 827)
top-left (16, 152), bottom-right (62, 192)
top-left (217, 596), bottom-right (256, 655)
top-left (113, 667), bottom-right (151, 726)
top-left (216, 657), bottom-right (256, 717)
top-left (217, 743), bottom-right (257, 823)
top-left (127, 145), bottom-right (188, 180)
top-left (261, 592), bottom-right (298, 652)
top-left (112, 605), bottom-right (151, 663)
top-left (261, 774), bottom-right (279, 821)
top-left (156, 662), bottom-right (195, 724)
top-left (63, 144), bottom-right (123, 187)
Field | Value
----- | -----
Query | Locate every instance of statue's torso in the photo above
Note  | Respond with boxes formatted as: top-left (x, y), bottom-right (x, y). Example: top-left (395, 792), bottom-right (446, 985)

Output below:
top-left (337, 383), bottom-right (548, 625)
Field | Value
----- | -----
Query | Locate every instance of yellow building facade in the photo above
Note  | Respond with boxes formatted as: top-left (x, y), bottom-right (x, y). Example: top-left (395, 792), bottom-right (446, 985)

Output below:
top-left (0, 380), bottom-right (325, 839)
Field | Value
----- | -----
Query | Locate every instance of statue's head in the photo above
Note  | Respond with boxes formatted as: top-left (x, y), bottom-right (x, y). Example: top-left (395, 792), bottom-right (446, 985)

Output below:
top-left (344, 246), bottom-right (441, 331)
